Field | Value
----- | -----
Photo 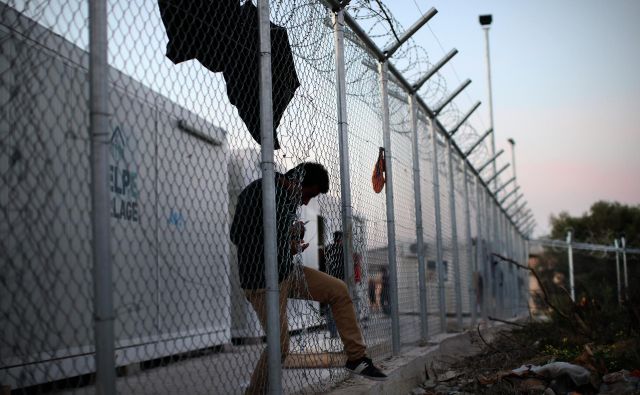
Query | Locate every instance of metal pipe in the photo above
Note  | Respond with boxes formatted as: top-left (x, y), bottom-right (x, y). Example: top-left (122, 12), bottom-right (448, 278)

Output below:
top-left (463, 162), bottom-right (476, 326)
top-left (450, 101), bottom-right (481, 136)
top-left (513, 208), bottom-right (532, 225)
top-left (505, 193), bottom-right (523, 212)
top-left (413, 49), bottom-right (458, 92)
top-left (566, 231), bottom-right (575, 302)
top-left (521, 218), bottom-right (535, 233)
top-left (464, 129), bottom-right (493, 157)
top-left (508, 138), bottom-right (517, 193)
top-left (621, 237), bottom-right (628, 301)
top-left (409, 94), bottom-right (428, 343)
top-left (525, 222), bottom-right (536, 236)
top-left (485, 189), bottom-right (495, 320)
top-left (447, 140), bottom-right (463, 329)
top-left (615, 239), bottom-right (622, 305)
top-left (383, 7), bottom-right (437, 59)
top-left (478, 149), bottom-right (505, 173)
top-left (258, 1), bottom-right (282, 392)
top-left (499, 185), bottom-right (520, 205)
top-left (485, 163), bottom-right (510, 185)
top-left (430, 123), bottom-right (447, 332)
top-left (89, 0), bottom-right (116, 393)
top-left (379, 61), bottom-right (401, 354)
top-left (516, 212), bottom-right (534, 228)
top-left (333, 9), bottom-right (357, 299)
top-left (493, 176), bottom-right (515, 195)
top-left (474, 177), bottom-right (484, 324)
top-left (434, 79), bottom-right (472, 115)
top-left (496, 210), bottom-right (504, 318)
top-left (514, 206), bottom-right (532, 221)
top-left (481, 22), bottom-right (498, 192)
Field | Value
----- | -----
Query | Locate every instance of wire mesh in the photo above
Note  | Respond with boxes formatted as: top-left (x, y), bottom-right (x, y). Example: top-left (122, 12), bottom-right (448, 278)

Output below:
top-left (1, 0), bottom-right (530, 393)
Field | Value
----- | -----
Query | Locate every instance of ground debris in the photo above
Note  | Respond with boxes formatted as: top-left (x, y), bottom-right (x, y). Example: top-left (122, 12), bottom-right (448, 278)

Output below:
top-left (411, 324), bottom-right (607, 394)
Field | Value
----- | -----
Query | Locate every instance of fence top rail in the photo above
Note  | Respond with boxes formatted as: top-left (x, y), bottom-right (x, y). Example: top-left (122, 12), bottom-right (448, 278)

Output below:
top-left (531, 238), bottom-right (640, 254)
top-left (321, 0), bottom-right (525, 236)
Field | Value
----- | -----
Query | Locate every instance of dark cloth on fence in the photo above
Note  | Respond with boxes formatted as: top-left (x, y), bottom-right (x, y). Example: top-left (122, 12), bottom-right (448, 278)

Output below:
top-left (230, 173), bottom-right (299, 289)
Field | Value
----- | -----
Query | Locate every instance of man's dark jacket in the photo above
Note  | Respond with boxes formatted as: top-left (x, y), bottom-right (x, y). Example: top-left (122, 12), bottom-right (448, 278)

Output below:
top-left (230, 174), bottom-right (299, 289)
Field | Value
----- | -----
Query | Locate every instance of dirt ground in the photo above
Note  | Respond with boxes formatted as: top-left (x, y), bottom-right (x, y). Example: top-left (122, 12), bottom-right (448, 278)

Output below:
top-left (410, 318), bottom-right (640, 395)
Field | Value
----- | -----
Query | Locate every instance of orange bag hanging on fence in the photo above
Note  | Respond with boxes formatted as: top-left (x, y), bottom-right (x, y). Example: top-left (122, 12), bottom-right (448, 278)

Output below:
top-left (372, 147), bottom-right (386, 193)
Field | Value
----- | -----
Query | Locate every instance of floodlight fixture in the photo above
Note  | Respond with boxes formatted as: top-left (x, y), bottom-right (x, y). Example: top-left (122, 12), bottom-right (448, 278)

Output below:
top-left (479, 14), bottom-right (493, 26)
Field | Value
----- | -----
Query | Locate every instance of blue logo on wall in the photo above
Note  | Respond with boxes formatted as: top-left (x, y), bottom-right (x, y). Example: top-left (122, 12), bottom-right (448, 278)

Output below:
top-left (168, 210), bottom-right (185, 229)
top-left (110, 125), bottom-right (140, 223)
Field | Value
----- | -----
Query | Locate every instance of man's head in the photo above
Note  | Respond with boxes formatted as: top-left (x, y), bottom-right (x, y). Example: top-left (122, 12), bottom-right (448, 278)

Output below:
top-left (285, 162), bottom-right (330, 205)
top-left (333, 231), bottom-right (343, 244)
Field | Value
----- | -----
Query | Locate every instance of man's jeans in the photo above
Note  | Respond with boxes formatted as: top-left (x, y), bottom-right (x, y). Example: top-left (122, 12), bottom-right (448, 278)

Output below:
top-left (244, 267), bottom-right (366, 394)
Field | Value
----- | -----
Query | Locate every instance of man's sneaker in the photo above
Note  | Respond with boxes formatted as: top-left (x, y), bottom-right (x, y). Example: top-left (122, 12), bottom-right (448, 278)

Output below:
top-left (345, 356), bottom-right (387, 381)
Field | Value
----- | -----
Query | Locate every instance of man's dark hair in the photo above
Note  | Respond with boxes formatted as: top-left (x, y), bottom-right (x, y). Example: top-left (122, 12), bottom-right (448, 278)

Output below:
top-left (333, 231), bottom-right (343, 241)
top-left (285, 162), bottom-right (330, 193)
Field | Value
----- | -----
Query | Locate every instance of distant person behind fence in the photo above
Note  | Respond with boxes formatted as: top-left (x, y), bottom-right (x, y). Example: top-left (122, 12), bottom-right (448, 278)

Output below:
top-left (381, 266), bottom-right (390, 315)
top-left (230, 162), bottom-right (386, 394)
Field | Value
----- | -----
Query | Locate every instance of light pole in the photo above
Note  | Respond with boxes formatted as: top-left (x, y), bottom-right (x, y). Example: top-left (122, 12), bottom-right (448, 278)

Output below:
top-left (480, 14), bottom-right (497, 191)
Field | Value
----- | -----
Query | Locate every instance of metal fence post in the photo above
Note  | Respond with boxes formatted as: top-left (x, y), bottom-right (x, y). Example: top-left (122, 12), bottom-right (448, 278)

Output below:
top-left (614, 239), bottom-right (622, 305)
top-left (409, 94), bottom-right (428, 342)
top-left (503, 217), bottom-right (511, 316)
top-left (463, 164), bottom-right (475, 326)
top-left (524, 238), bottom-right (530, 314)
top-left (429, 122), bottom-right (447, 332)
top-left (566, 231), bottom-right (575, 302)
top-left (515, 229), bottom-right (522, 315)
top-left (446, 140), bottom-right (463, 329)
top-left (378, 61), bottom-right (401, 354)
top-left (332, 9), bottom-right (356, 299)
top-left (621, 237), bottom-right (628, 301)
top-left (89, 1), bottom-right (116, 393)
top-left (488, 196), bottom-right (496, 320)
top-left (507, 217), bottom-right (514, 317)
top-left (257, 1), bottom-right (282, 392)
top-left (496, 206), bottom-right (502, 318)
top-left (474, 177), bottom-right (485, 323)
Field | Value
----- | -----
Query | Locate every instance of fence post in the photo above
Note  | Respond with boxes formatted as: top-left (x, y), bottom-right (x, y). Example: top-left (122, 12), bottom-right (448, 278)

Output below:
top-left (332, 8), bottom-right (357, 300)
top-left (409, 94), bottom-right (428, 342)
top-left (474, 178), bottom-right (484, 323)
top-left (429, 123), bottom-right (447, 332)
top-left (257, 0), bottom-right (283, 392)
top-left (496, 206), bottom-right (502, 318)
top-left (566, 231), bottom-right (575, 302)
top-left (488, 198), bottom-right (497, 320)
top-left (463, 164), bottom-right (476, 326)
top-left (507, 217), bottom-right (515, 316)
top-left (614, 239), bottom-right (622, 305)
top-left (89, 1), bottom-right (116, 393)
top-left (446, 140), bottom-right (463, 329)
top-left (621, 237), bottom-right (628, 301)
top-left (378, 61), bottom-right (401, 354)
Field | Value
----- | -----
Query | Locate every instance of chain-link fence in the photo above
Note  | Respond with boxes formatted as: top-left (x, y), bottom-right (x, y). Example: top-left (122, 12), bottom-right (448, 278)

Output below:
top-left (529, 237), bottom-right (640, 313)
top-left (1, 1), bottom-right (529, 393)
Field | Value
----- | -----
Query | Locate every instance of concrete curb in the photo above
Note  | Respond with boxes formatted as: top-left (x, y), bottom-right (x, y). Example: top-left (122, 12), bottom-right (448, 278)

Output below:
top-left (325, 324), bottom-right (508, 395)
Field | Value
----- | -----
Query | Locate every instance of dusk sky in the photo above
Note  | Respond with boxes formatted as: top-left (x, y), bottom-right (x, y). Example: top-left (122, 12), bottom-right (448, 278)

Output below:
top-left (388, 1), bottom-right (640, 237)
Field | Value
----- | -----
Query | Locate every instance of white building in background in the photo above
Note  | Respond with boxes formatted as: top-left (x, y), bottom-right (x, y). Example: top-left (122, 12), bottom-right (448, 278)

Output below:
top-left (0, 4), bottom-right (354, 389)
top-left (1, 4), bottom-right (232, 389)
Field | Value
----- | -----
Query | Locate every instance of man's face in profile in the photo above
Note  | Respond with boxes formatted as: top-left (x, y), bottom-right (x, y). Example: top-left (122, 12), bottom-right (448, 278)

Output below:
top-left (300, 185), bottom-right (322, 205)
